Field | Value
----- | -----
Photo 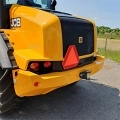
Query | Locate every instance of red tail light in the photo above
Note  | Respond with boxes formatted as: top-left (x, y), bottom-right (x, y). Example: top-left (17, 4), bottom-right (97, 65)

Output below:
top-left (28, 61), bottom-right (52, 74)
top-left (30, 62), bottom-right (39, 71)
top-left (44, 62), bottom-right (51, 68)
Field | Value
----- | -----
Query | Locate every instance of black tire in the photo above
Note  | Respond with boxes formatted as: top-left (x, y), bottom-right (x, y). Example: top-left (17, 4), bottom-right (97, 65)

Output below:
top-left (0, 67), bottom-right (23, 114)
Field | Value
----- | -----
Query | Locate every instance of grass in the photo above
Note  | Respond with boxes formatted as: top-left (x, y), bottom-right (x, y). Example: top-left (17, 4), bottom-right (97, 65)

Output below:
top-left (98, 48), bottom-right (120, 63)
top-left (97, 35), bottom-right (120, 40)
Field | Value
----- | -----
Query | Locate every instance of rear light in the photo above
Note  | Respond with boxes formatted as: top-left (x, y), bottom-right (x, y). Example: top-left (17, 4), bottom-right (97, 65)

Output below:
top-left (29, 62), bottom-right (39, 72)
top-left (44, 62), bottom-right (51, 68)
top-left (28, 61), bottom-right (52, 74)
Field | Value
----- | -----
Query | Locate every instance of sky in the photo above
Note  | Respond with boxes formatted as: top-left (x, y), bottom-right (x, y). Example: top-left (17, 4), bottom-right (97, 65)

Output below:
top-left (56, 0), bottom-right (120, 29)
top-left (6, 0), bottom-right (120, 29)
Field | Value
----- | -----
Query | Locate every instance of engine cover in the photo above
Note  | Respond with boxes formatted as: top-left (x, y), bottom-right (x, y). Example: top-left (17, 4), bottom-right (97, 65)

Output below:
top-left (54, 12), bottom-right (94, 57)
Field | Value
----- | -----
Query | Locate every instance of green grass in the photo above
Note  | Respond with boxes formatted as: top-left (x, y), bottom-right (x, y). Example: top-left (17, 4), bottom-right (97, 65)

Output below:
top-left (98, 48), bottom-right (120, 63)
top-left (97, 34), bottom-right (120, 40)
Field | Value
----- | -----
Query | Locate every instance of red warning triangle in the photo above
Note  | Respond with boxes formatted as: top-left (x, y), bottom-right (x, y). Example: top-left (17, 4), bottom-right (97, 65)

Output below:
top-left (62, 45), bottom-right (79, 70)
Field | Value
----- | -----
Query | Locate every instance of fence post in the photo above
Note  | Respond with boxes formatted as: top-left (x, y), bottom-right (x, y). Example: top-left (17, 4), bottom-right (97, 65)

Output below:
top-left (105, 34), bottom-right (108, 51)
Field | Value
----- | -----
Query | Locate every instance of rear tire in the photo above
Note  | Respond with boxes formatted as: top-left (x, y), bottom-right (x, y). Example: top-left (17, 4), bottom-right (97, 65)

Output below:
top-left (0, 67), bottom-right (22, 114)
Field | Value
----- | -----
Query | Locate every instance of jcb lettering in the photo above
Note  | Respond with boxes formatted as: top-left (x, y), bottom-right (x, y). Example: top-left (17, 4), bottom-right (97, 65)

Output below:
top-left (11, 18), bottom-right (21, 27)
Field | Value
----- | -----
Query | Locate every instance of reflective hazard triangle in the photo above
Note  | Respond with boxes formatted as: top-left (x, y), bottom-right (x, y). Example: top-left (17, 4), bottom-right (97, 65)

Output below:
top-left (62, 45), bottom-right (79, 70)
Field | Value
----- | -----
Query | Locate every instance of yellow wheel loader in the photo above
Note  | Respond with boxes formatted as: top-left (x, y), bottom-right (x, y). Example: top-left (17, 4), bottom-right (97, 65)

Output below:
top-left (0, 0), bottom-right (105, 114)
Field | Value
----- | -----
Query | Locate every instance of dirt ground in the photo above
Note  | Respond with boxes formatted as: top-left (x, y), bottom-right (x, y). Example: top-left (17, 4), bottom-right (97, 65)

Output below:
top-left (97, 38), bottom-right (120, 51)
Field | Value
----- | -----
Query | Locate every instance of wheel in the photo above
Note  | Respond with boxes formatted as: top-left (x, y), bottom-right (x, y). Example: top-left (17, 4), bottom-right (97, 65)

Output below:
top-left (0, 67), bottom-right (23, 114)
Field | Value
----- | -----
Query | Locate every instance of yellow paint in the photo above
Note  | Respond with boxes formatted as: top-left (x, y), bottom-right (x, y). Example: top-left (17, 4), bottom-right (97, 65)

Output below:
top-left (1, 5), bottom-right (105, 97)
top-left (4, 4), bottom-right (63, 70)
top-left (3, 5), bottom-right (99, 70)
top-left (13, 55), bottom-right (105, 97)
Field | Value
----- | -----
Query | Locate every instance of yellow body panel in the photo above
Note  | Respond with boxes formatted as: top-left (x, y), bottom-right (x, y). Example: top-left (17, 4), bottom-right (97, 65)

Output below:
top-left (3, 5), bottom-right (99, 70)
top-left (2, 5), bottom-right (105, 97)
top-left (13, 55), bottom-right (104, 97)
top-left (4, 5), bottom-right (63, 70)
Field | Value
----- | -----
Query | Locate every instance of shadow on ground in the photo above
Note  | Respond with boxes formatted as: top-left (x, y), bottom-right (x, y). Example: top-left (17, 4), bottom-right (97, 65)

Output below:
top-left (1, 80), bottom-right (120, 120)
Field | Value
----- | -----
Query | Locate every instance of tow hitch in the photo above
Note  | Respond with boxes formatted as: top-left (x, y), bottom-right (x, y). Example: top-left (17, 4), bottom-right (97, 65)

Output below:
top-left (79, 70), bottom-right (92, 80)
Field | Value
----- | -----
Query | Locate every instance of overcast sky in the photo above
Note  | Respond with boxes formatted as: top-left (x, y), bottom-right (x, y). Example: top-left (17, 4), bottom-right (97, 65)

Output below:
top-left (56, 0), bottom-right (120, 29)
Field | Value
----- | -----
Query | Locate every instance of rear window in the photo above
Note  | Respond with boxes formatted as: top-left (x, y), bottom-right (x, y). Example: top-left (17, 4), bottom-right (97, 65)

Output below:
top-left (4, 0), bottom-right (50, 9)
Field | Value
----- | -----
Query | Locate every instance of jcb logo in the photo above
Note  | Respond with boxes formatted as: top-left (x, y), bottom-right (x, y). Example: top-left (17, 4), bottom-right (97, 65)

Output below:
top-left (78, 37), bottom-right (83, 43)
top-left (11, 18), bottom-right (21, 27)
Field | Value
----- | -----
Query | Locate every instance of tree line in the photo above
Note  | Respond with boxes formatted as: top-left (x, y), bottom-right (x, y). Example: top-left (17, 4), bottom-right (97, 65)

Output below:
top-left (97, 26), bottom-right (120, 39)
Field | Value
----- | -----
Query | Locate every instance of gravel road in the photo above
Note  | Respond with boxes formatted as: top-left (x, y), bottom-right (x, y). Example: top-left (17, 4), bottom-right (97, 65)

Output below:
top-left (0, 59), bottom-right (120, 120)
